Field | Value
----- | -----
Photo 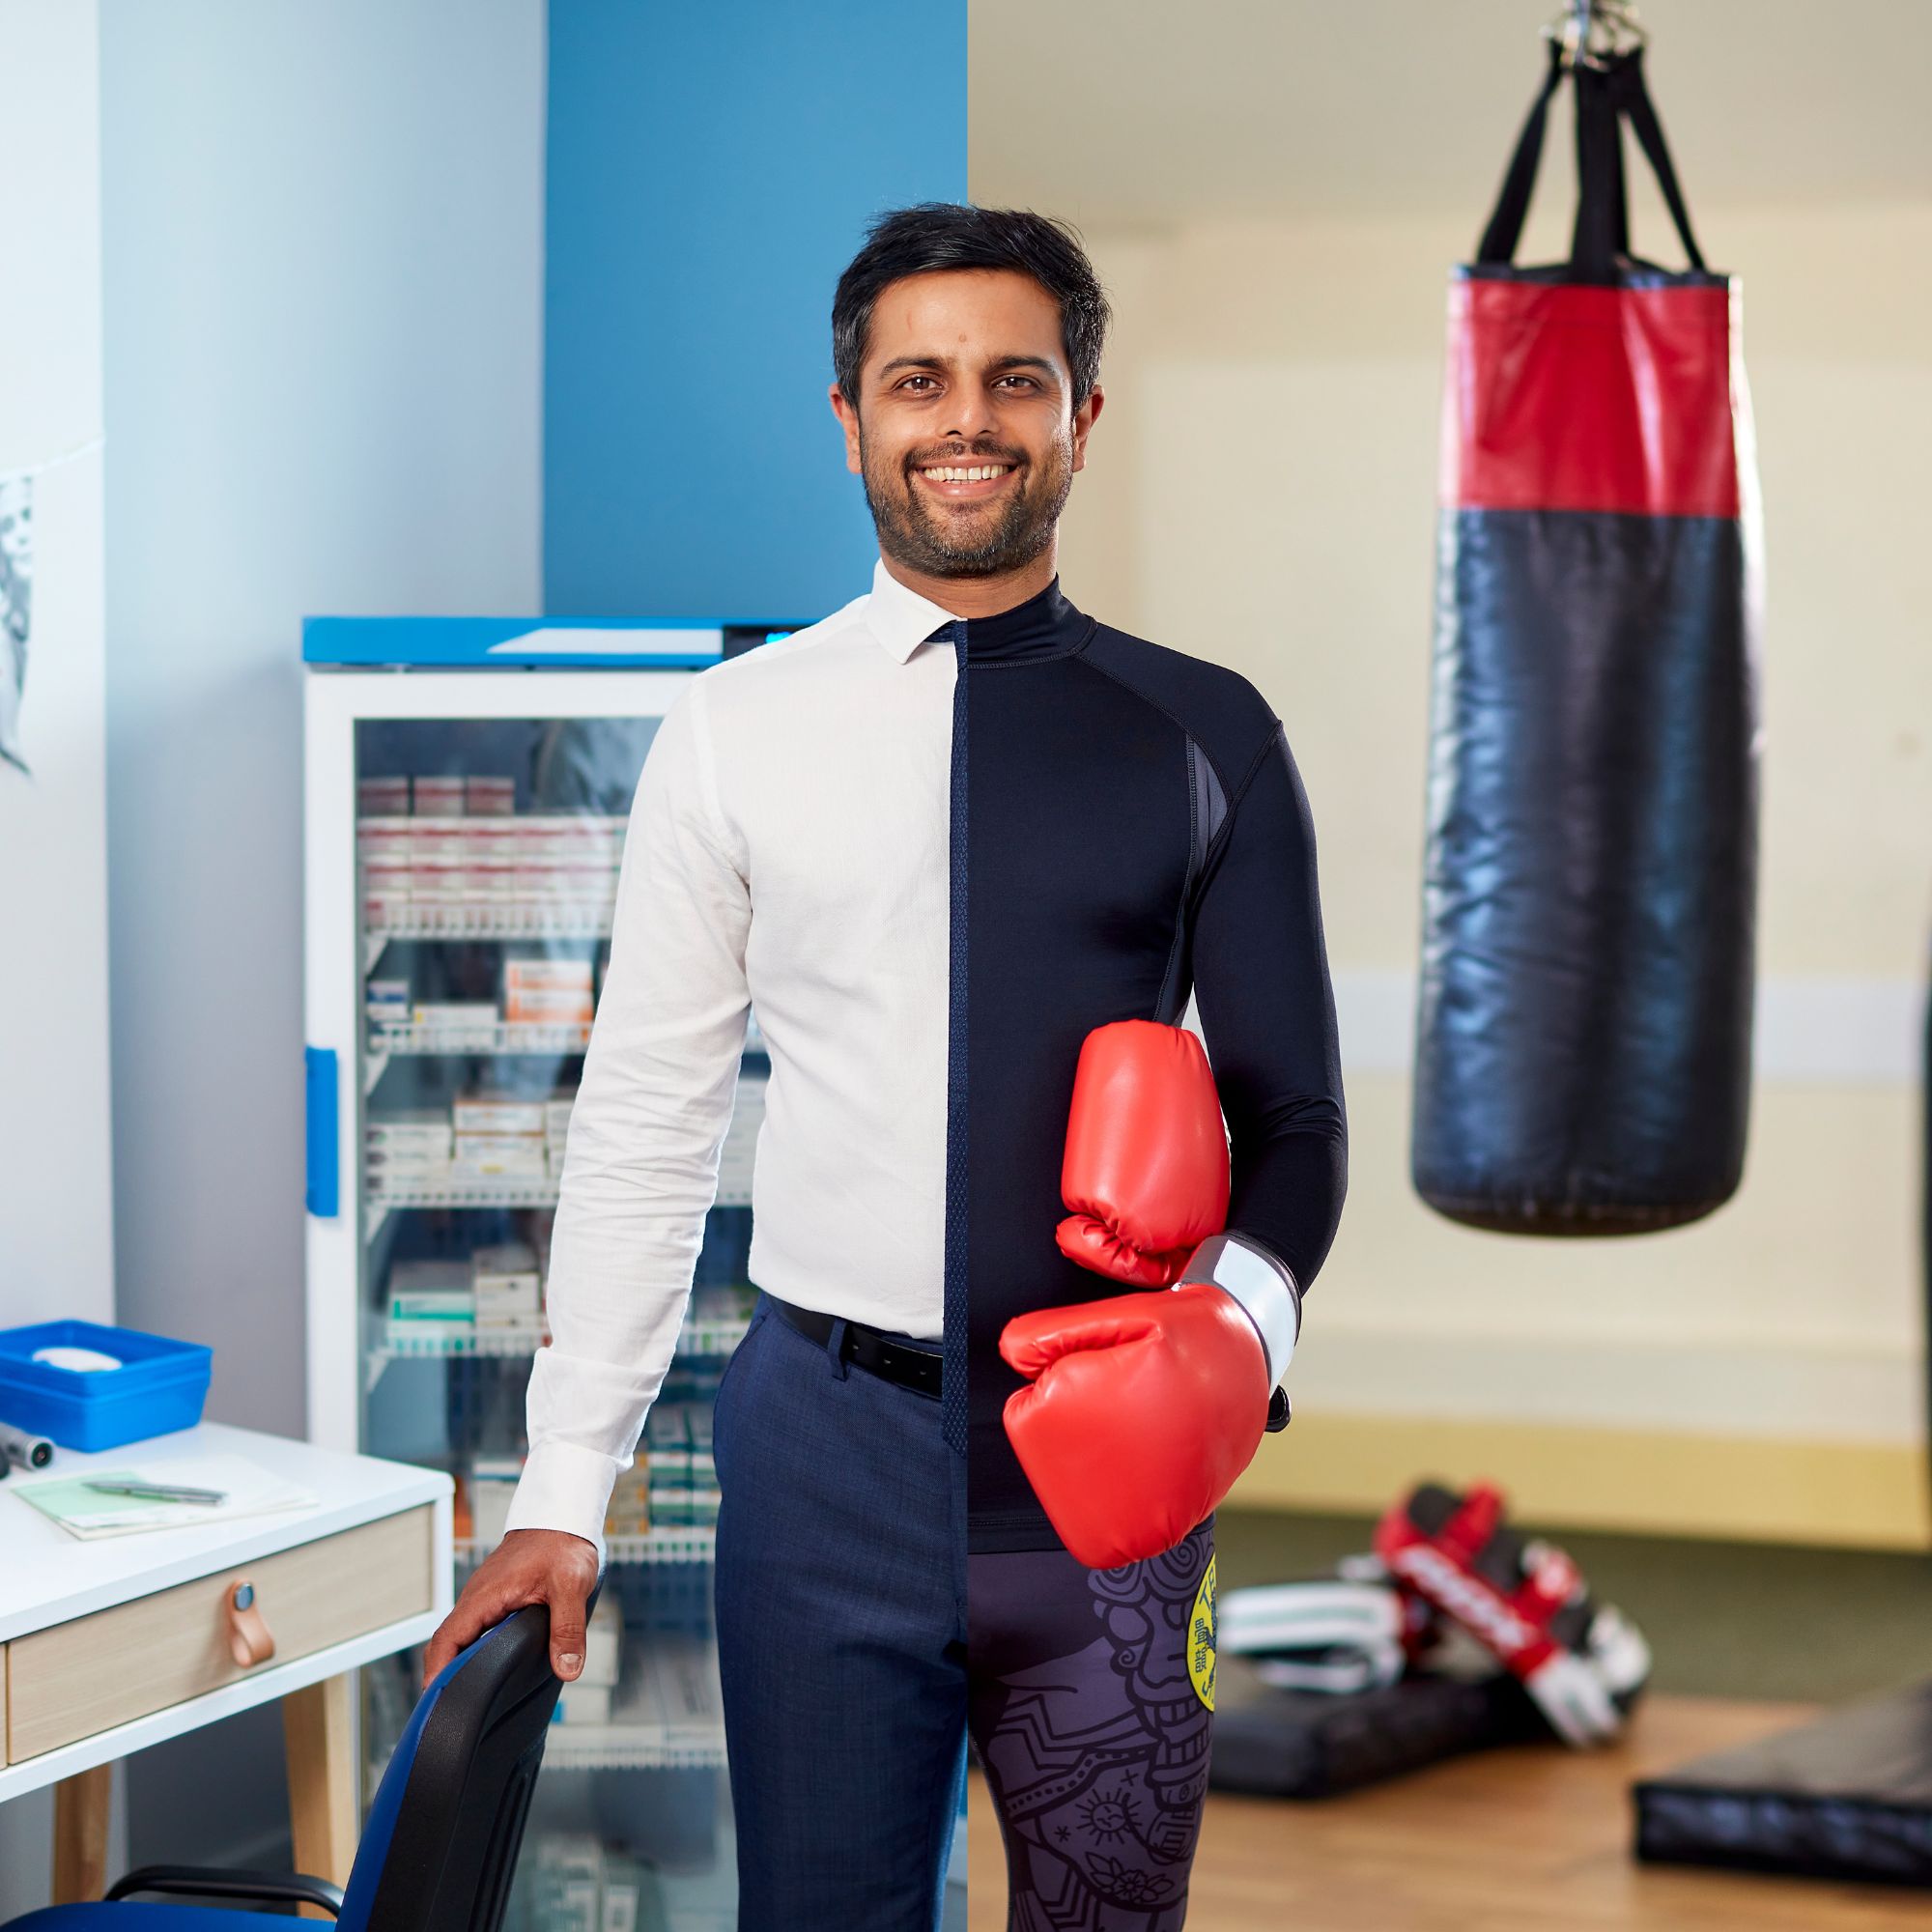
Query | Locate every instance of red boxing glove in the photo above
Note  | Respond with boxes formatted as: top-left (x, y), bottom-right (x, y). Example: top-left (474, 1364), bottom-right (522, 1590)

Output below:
top-left (1001, 1233), bottom-right (1299, 1569)
top-left (1056, 1020), bottom-right (1231, 1288)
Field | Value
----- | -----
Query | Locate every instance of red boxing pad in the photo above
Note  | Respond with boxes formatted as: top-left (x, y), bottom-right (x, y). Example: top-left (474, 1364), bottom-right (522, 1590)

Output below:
top-left (1056, 1020), bottom-right (1230, 1288)
top-left (1371, 1482), bottom-right (1650, 1746)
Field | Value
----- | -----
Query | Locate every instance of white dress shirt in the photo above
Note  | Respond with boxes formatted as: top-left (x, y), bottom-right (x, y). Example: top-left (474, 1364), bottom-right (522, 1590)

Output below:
top-left (506, 557), bottom-right (963, 1548)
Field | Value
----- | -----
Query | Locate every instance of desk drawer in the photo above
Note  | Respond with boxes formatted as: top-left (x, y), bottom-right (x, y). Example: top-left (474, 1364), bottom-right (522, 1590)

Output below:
top-left (6, 1505), bottom-right (434, 1764)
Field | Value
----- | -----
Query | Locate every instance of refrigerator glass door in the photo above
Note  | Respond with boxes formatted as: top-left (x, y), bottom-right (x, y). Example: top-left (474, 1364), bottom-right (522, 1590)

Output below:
top-left (348, 702), bottom-right (752, 1928)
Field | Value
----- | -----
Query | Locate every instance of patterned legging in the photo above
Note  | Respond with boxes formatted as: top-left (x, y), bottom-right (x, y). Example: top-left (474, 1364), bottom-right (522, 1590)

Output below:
top-left (968, 1522), bottom-right (1216, 1931)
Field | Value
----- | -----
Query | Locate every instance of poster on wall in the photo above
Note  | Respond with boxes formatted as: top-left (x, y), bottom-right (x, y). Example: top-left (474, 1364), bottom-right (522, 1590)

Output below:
top-left (0, 471), bottom-right (29, 775)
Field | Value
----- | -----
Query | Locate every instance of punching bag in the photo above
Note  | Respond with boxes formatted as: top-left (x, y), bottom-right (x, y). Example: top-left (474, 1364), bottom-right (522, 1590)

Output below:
top-left (1411, 42), bottom-right (1762, 1235)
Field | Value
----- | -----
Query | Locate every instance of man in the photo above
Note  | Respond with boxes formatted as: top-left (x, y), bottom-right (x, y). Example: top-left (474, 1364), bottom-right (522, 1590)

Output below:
top-left (425, 202), bottom-right (1347, 1929)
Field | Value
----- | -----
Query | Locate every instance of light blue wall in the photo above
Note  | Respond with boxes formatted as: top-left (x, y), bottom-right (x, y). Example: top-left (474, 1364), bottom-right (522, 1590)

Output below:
top-left (543, 0), bottom-right (968, 621)
top-left (100, 0), bottom-right (545, 1442)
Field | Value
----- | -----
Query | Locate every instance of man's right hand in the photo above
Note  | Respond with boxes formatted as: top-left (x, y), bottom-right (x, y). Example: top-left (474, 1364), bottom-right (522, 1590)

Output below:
top-left (421, 1527), bottom-right (601, 1690)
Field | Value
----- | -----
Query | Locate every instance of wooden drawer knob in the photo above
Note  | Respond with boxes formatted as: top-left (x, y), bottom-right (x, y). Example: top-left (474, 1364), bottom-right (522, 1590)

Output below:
top-left (226, 1578), bottom-right (276, 1668)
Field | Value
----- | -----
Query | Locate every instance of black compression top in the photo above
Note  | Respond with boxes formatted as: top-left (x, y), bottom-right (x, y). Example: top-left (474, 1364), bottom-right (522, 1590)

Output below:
top-left (946, 575), bottom-right (1349, 1553)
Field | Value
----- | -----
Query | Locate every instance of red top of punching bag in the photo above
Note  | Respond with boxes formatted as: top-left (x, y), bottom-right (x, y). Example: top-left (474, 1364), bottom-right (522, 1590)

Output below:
top-left (1439, 276), bottom-right (1744, 522)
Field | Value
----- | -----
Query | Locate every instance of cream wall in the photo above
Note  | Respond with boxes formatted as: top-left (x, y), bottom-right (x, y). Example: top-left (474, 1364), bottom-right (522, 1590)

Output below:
top-left (1059, 200), bottom-right (1932, 1545)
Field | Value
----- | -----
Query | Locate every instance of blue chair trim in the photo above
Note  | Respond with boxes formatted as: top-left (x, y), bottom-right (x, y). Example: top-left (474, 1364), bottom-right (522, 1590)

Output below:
top-left (5, 1906), bottom-right (294, 1929)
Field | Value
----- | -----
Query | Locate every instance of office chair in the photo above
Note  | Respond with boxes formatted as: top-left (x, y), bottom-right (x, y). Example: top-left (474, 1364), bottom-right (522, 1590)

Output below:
top-left (7, 1600), bottom-right (572, 1932)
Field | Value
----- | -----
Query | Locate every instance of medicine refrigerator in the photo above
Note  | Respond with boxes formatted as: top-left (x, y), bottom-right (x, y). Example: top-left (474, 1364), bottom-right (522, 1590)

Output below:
top-left (302, 615), bottom-right (779, 1930)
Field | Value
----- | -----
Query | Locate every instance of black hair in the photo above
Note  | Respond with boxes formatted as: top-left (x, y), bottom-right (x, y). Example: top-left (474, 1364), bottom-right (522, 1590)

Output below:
top-left (831, 202), bottom-right (1111, 414)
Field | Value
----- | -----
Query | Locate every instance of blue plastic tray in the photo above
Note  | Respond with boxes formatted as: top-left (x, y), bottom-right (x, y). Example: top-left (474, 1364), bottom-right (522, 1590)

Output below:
top-left (0, 1319), bottom-right (213, 1451)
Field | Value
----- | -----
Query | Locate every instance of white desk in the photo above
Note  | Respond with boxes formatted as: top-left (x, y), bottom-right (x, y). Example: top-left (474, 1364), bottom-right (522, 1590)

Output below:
top-left (0, 1420), bottom-right (452, 1907)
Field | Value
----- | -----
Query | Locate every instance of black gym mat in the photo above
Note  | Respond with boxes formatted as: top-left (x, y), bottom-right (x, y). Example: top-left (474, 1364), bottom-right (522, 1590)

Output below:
top-left (1208, 1655), bottom-right (1548, 1801)
top-left (1633, 1680), bottom-right (1932, 1888)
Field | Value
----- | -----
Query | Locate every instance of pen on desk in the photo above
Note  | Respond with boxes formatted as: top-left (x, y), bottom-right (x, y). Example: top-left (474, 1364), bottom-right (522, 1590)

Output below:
top-left (82, 1480), bottom-right (229, 1506)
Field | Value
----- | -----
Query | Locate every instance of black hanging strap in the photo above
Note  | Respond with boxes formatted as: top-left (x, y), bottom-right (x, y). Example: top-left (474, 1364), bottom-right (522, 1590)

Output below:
top-left (1474, 40), bottom-right (1708, 280)
top-left (1614, 48), bottom-right (1707, 271)
top-left (1570, 54), bottom-right (1631, 279)
top-left (1475, 38), bottom-right (1568, 267)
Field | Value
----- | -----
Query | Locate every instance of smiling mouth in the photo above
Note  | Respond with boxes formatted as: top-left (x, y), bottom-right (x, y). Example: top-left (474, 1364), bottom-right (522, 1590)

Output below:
top-left (914, 461), bottom-right (1019, 497)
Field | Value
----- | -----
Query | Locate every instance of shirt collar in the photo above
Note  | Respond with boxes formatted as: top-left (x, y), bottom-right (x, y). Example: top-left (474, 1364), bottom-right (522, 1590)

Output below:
top-left (863, 555), bottom-right (1093, 665)
top-left (865, 556), bottom-right (959, 664)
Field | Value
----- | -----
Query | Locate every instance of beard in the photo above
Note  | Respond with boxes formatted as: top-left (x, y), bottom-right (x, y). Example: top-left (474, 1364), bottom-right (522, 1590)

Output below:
top-left (859, 428), bottom-right (1073, 580)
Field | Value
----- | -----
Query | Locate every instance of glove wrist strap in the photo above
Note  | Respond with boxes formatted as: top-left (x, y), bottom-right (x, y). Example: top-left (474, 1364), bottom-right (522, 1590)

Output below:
top-left (1177, 1231), bottom-right (1300, 1385)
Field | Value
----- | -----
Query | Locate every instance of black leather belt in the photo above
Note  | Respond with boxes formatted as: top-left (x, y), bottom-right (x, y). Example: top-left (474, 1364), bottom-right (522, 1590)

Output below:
top-left (764, 1293), bottom-right (943, 1401)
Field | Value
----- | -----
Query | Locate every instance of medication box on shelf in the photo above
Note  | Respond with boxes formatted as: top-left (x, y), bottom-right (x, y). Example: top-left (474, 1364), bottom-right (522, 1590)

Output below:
top-left (450, 1139), bottom-right (548, 1181)
top-left (553, 1683), bottom-right (611, 1727)
top-left (579, 1594), bottom-right (624, 1688)
top-left (387, 1292), bottom-right (474, 1323)
top-left (605, 1453), bottom-right (650, 1538)
top-left (691, 1281), bottom-right (758, 1325)
top-left (367, 1109), bottom-right (454, 1154)
top-left (386, 1260), bottom-right (474, 1339)
top-left (357, 777), bottom-right (409, 815)
top-left (523, 1835), bottom-right (607, 1931)
top-left (0, 1319), bottom-right (212, 1451)
top-left (545, 1092), bottom-right (576, 1167)
top-left (389, 1259), bottom-right (469, 1297)
top-left (504, 957), bottom-right (595, 1026)
top-left (472, 1242), bottom-right (543, 1328)
top-left (355, 814), bottom-right (412, 861)
top-left (454, 1093), bottom-right (548, 1138)
top-left (366, 1152), bottom-right (454, 1188)
top-left (361, 864), bottom-right (411, 923)
top-left (412, 776), bottom-right (465, 816)
top-left (469, 1454), bottom-right (523, 1548)
top-left (411, 1002), bottom-right (497, 1029)
top-left (518, 1836), bottom-right (655, 1932)
top-left (465, 775), bottom-right (516, 814)
top-left (366, 979), bottom-right (411, 1026)
top-left (638, 1631), bottom-right (723, 1748)
top-left (409, 822), bottom-right (469, 865)
top-left (642, 1403), bottom-right (721, 1527)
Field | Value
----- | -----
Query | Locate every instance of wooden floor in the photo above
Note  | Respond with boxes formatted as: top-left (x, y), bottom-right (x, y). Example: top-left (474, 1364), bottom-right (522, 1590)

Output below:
top-left (967, 1695), bottom-right (1930, 1929)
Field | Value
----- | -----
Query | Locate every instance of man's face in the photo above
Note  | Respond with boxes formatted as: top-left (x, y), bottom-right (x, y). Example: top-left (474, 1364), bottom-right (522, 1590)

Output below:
top-left (831, 268), bottom-right (1101, 580)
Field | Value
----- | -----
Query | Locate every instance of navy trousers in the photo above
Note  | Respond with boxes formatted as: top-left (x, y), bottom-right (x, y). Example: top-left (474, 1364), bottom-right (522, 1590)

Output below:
top-left (713, 1291), bottom-right (968, 1929)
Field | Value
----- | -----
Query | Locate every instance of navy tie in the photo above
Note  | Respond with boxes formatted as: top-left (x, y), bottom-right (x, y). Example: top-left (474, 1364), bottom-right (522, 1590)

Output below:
top-left (940, 618), bottom-right (969, 1456)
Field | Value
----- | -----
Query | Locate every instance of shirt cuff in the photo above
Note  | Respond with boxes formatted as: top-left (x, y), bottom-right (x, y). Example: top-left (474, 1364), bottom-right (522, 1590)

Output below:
top-left (502, 1437), bottom-right (621, 1560)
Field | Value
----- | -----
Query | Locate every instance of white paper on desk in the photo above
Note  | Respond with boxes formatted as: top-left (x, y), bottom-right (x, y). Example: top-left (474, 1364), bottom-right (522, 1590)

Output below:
top-left (14, 1453), bottom-right (319, 1540)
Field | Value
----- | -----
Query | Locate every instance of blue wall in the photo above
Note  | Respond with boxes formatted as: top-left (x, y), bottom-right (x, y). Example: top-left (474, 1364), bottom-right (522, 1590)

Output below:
top-left (544, 0), bottom-right (968, 623)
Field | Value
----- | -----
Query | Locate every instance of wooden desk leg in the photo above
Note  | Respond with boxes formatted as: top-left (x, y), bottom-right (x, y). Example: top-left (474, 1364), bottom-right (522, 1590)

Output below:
top-left (283, 1673), bottom-right (357, 1918)
top-left (52, 1763), bottom-right (113, 1904)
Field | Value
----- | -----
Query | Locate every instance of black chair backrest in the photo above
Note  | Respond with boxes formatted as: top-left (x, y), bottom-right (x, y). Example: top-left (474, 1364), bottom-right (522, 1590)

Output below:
top-left (362, 1602), bottom-right (567, 1932)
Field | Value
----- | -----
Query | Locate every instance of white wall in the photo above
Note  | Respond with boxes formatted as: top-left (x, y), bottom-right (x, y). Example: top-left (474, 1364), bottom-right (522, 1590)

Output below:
top-left (0, 0), bottom-right (114, 1912)
top-left (1060, 193), bottom-right (1932, 1497)
top-left (96, 0), bottom-right (546, 1879)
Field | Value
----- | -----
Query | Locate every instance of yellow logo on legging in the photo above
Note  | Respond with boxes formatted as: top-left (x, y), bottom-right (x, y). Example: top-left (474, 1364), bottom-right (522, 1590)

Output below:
top-left (1189, 1555), bottom-right (1216, 1710)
